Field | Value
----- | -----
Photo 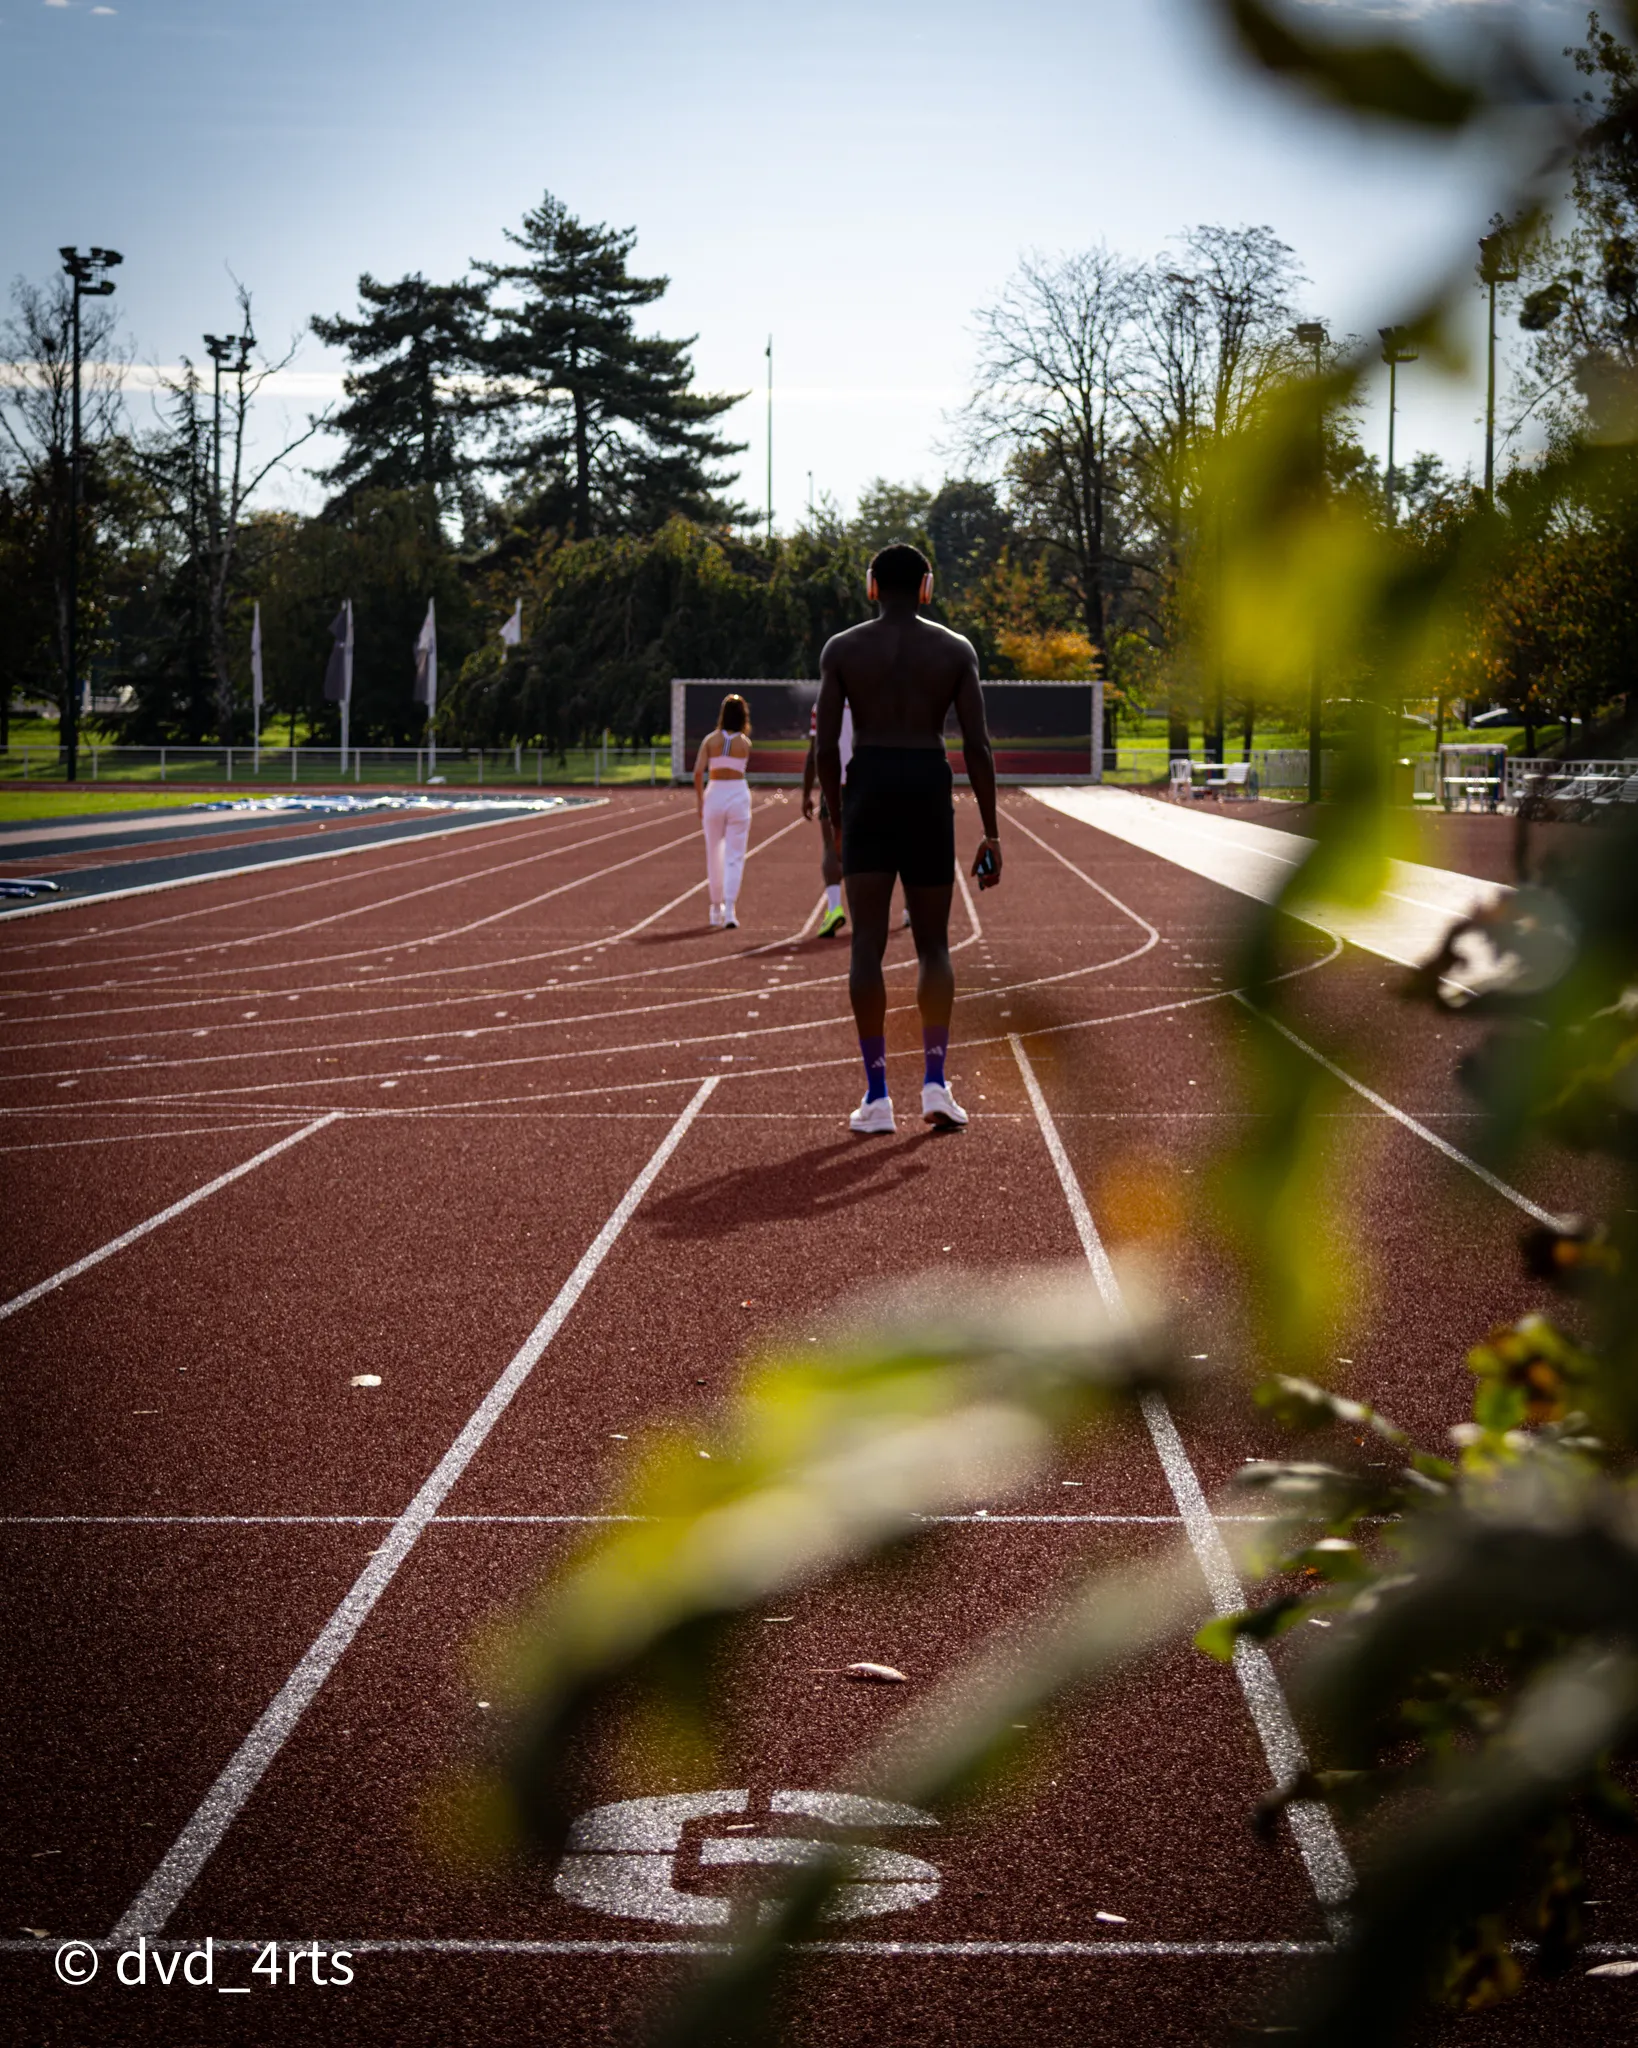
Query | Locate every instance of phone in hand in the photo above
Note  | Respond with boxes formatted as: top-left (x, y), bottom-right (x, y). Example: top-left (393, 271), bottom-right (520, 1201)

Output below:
top-left (973, 842), bottom-right (999, 888)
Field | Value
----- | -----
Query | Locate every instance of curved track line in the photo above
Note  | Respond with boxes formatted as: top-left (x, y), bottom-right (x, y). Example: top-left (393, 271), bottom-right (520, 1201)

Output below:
top-left (0, 804), bottom-right (614, 943)
top-left (0, 807), bottom-right (652, 978)
top-left (3, 812), bottom-right (809, 1011)
top-left (6, 818), bottom-right (700, 986)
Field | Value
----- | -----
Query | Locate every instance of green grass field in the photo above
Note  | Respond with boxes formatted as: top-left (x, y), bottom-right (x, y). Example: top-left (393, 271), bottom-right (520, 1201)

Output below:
top-left (0, 789), bottom-right (230, 825)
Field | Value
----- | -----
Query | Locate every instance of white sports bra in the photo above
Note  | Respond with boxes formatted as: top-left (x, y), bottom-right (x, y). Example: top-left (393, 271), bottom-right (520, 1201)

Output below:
top-left (708, 732), bottom-right (748, 776)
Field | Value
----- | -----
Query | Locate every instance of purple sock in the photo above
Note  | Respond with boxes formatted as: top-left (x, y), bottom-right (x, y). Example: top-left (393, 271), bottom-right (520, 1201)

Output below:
top-left (860, 1035), bottom-right (888, 1101)
top-left (923, 1026), bottom-right (949, 1088)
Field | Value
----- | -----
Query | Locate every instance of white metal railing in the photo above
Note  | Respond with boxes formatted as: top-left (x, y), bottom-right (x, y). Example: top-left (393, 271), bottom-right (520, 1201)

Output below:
top-left (1503, 755), bottom-right (1638, 813)
top-left (0, 743), bottom-right (666, 788)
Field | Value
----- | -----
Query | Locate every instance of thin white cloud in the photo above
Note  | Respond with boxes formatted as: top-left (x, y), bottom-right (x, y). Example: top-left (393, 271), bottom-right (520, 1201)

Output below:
top-left (92, 6), bottom-right (117, 13)
top-left (43, 1), bottom-right (71, 10)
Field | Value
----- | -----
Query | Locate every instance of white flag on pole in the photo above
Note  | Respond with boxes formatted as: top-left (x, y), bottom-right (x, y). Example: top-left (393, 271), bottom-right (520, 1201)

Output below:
top-left (251, 602), bottom-right (264, 710)
top-left (413, 598), bottom-right (438, 713)
top-left (499, 600), bottom-right (522, 648)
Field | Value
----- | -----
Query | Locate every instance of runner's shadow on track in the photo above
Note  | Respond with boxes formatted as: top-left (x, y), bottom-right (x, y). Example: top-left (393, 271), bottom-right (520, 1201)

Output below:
top-left (646, 1134), bottom-right (940, 1239)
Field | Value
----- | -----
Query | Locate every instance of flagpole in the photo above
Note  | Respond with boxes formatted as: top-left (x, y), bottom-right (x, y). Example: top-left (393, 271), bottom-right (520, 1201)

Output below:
top-left (340, 599), bottom-right (352, 778)
top-left (251, 601), bottom-right (262, 776)
top-left (765, 334), bottom-right (773, 545)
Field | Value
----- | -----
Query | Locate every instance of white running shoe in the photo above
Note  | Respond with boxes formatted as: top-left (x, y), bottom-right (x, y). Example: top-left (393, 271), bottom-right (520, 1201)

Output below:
top-left (849, 1094), bottom-right (896, 1135)
top-left (922, 1081), bottom-right (968, 1129)
top-left (708, 906), bottom-right (723, 929)
top-left (722, 909), bottom-right (739, 930)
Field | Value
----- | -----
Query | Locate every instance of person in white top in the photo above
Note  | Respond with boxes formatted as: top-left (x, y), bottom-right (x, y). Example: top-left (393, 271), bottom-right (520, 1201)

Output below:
top-left (693, 691), bottom-right (753, 930)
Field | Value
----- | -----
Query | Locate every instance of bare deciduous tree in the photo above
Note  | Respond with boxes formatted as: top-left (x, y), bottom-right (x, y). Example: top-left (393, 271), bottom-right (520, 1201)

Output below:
top-left (961, 246), bottom-right (1142, 684)
top-left (0, 276), bottom-right (126, 730)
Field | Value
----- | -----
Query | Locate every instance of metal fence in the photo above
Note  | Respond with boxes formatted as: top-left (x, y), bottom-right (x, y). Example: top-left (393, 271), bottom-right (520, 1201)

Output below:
top-left (1502, 755), bottom-right (1638, 817)
top-left (0, 742), bottom-right (667, 788)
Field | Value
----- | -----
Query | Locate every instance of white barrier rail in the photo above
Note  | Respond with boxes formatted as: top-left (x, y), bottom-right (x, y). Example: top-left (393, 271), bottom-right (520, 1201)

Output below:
top-left (0, 743), bottom-right (666, 789)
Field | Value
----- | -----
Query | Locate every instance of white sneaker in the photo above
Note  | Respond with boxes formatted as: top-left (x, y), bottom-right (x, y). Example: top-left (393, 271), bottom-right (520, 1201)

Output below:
top-left (722, 907), bottom-right (739, 930)
top-left (922, 1081), bottom-right (968, 1129)
top-left (709, 906), bottom-right (723, 929)
top-left (849, 1094), bottom-right (896, 1135)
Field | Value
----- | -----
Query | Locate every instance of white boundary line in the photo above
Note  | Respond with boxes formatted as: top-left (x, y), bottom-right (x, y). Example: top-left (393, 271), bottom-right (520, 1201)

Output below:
top-left (111, 1077), bottom-right (720, 1939)
top-left (0, 1115), bottom-right (341, 1324)
top-left (1232, 997), bottom-right (1564, 1228)
top-left (0, 1511), bottom-right (1279, 1528)
top-left (1009, 1035), bottom-right (1354, 1923)
top-left (0, 804), bottom-right (604, 923)
top-left (0, 1935), bottom-right (1333, 1958)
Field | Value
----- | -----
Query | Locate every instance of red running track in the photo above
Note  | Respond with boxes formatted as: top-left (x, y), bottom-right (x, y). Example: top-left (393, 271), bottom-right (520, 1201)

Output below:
top-left (0, 787), bottom-right (1627, 2046)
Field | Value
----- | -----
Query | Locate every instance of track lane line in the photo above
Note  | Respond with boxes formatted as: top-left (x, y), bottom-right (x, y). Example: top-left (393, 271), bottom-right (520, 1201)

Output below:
top-left (0, 804), bottom-right (625, 960)
top-left (110, 1076), bottom-right (720, 1938)
top-left (0, 1115), bottom-right (340, 1324)
top-left (1233, 997), bottom-right (1564, 1227)
top-left (2, 1934), bottom-right (1331, 1957)
top-left (1009, 1034), bottom-right (1354, 1923)
top-left (0, 805), bottom-right (612, 932)
top-left (0, 1121), bottom-right (313, 1155)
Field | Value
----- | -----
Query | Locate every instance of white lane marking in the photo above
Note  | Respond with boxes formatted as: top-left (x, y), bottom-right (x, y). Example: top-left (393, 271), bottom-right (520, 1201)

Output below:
top-left (0, 805), bottom-right (617, 963)
top-left (23, 839), bottom-right (1169, 1110)
top-left (1003, 807), bottom-right (1161, 951)
top-left (111, 1078), bottom-right (719, 1939)
top-left (1233, 997), bottom-right (1563, 1227)
top-left (0, 1935), bottom-right (1334, 1957)
top-left (0, 806), bottom-right (604, 931)
top-left (0, 1116), bottom-right (342, 1325)
top-left (1, 875), bottom-right (1344, 1126)
top-left (0, 1121), bottom-right (305, 1155)
top-left (40, 821), bottom-right (702, 982)
top-left (1009, 1034), bottom-right (1354, 1920)
top-left (5, 813), bottom-right (808, 1015)
top-left (0, 1512), bottom-right (1278, 1527)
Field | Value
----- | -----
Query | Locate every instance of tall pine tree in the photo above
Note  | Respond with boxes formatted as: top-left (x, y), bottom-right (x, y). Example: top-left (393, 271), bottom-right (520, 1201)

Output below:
top-left (311, 273), bottom-right (482, 512)
top-left (474, 193), bottom-right (744, 538)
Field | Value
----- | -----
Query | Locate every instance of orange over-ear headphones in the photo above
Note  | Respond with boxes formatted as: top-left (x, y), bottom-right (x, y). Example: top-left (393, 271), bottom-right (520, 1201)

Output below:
top-left (866, 567), bottom-right (935, 605)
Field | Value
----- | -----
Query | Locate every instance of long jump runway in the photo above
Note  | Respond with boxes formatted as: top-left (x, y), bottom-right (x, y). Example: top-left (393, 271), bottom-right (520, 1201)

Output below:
top-left (0, 787), bottom-right (1626, 2045)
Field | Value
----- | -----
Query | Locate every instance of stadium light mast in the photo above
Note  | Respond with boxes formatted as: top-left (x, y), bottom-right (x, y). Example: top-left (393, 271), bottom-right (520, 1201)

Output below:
top-left (203, 329), bottom-right (254, 741)
top-left (1296, 320), bottom-right (1328, 804)
top-left (1478, 231), bottom-right (1520, 507)
top-left (58, 245), bottom-right (123, 784)
top-left (765, 335), bottom-right (773, 545)
top-left (1379, 326), bottom-right (1419, 527)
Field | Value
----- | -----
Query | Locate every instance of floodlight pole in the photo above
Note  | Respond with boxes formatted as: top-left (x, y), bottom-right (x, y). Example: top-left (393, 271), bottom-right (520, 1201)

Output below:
top-left (1296, 321), bottom-right (1328, 804)
top-left (1478, 232), bottom-right (1520, 508)
top-left (765, 335), bottom-right (773, 545)
top-left (1379, 327), bottom-right (1419, 527)
top-left (58, 246), bottom-right (122, 783)
top-left (204, 330), bottom-right (254, 741)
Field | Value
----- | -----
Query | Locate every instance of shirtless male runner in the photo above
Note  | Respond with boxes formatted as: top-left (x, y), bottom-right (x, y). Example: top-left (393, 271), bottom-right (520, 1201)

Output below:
top-left (814, 541), bottom-right (1001, 1134)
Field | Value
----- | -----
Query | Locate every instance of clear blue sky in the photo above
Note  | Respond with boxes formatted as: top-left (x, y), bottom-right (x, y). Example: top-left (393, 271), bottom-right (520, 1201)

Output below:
top-left (1, 0), bottom-right (1582, 522)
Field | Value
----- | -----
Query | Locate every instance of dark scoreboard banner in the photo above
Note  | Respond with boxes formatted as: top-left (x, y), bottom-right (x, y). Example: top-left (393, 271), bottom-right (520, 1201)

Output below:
top-left (669, 679), bottom-right (1100, 784)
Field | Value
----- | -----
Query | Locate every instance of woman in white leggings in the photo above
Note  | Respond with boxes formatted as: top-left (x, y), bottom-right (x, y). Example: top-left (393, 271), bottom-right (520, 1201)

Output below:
top-left (692, 692), bottom-right (752, 930)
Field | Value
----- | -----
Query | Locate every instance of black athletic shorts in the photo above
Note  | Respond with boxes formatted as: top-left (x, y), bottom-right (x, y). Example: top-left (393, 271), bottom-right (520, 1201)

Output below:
top-left (841, 746), bottom-right (955, 887)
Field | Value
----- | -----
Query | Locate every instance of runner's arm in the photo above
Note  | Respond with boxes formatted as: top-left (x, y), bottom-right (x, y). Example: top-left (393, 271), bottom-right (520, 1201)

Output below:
top-left (801, 728), bottom-right (818, 821)
top-left (952, 643), bottom-right (1001, 884)
top-left (692, 736), bottom-right (709, 816)
top-left (815, 644), bottom-right (846, 828)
